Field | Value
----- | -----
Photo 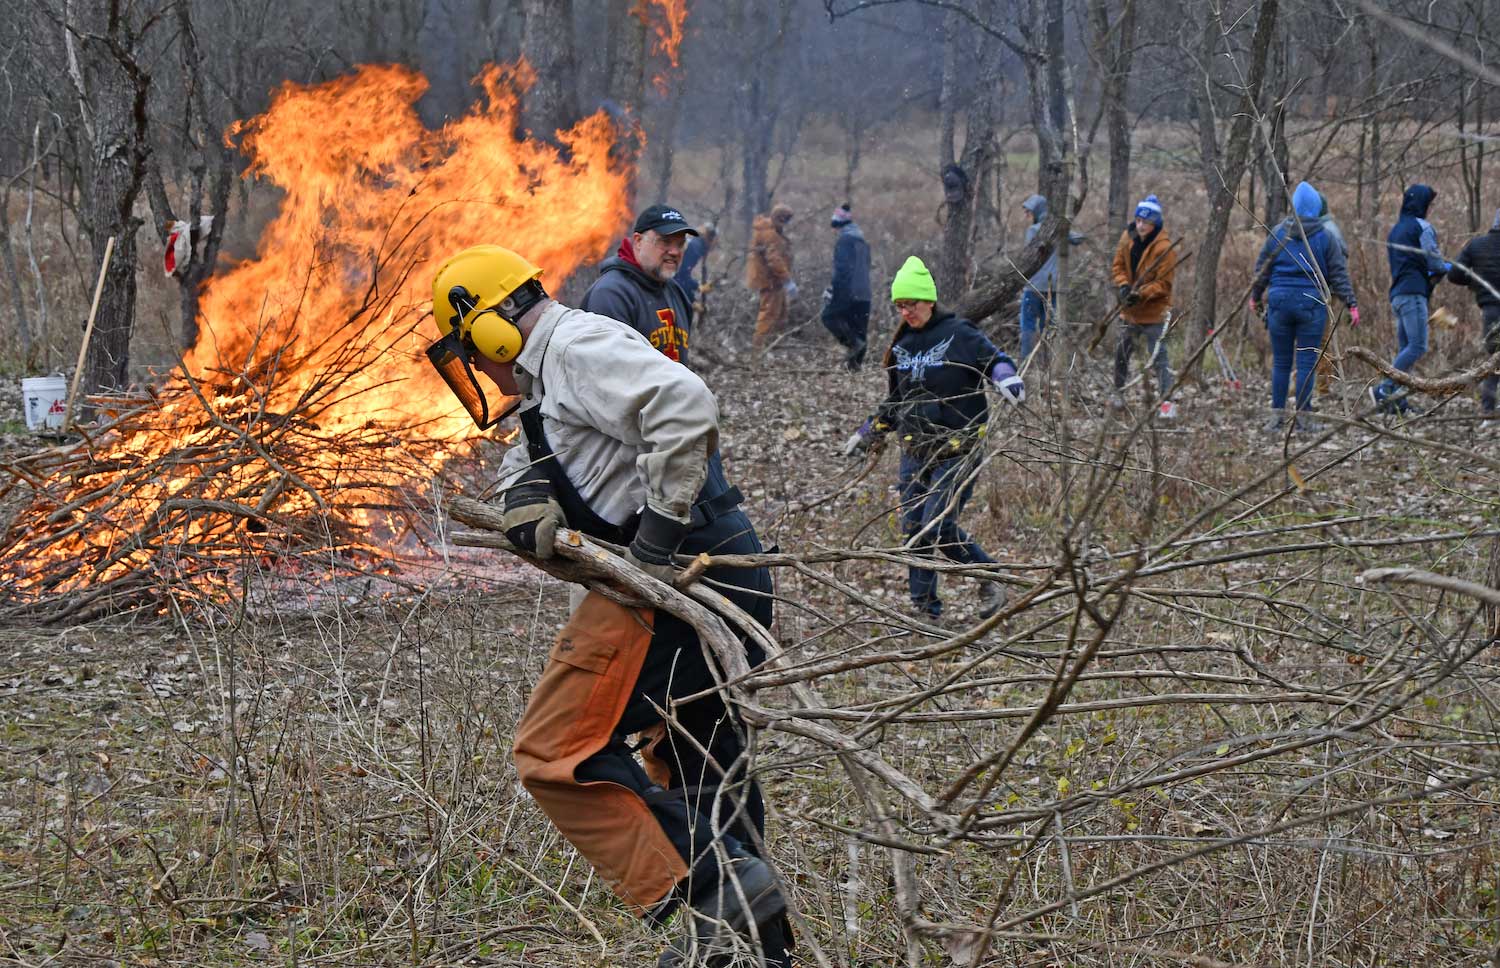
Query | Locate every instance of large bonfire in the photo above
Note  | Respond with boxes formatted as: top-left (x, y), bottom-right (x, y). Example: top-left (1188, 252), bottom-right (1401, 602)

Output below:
top-left (0, 61), bottom-right (635, 620)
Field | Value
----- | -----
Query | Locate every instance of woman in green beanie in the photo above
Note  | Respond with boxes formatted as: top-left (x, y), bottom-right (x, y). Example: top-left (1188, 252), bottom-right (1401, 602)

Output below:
top-left (842, 256), bottom-right (1022, 621)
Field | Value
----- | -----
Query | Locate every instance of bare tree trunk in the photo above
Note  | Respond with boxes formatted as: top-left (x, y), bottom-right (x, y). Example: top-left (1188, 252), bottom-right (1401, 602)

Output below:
top-left (416, 0), bottom-right (470, 125)
top-left (72, 1), bottom-right (154, 409)
top-left (955, 0), bottom-right (1072, 322)
top-left (0, 189), bottom-right (33, 365)
top-left (1259, 27), bottom-right (1290, 228)
top-left (653, 78), bottom-right (685, 204)
top-left (1090, 0), bottom-right (1137, 231)
top-left (607, 0), bottom-right (647, 208)
top-left (23, 126), bottom-right (50, 371)
top-left (1363, 15), bottom-right (1382, 242)
top-left (520, 0), bottom-right (581, 138)
top-left (732, 0), bottom-right (792, 231)
top-left (1188, 0), bottom-right (1279, 340)
top-left (938, 11), bottom-right (959, 170)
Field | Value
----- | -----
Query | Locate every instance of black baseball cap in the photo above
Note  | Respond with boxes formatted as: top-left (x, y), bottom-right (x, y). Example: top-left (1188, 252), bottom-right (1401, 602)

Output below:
top-left (632, 204), bottom-right (698, 236)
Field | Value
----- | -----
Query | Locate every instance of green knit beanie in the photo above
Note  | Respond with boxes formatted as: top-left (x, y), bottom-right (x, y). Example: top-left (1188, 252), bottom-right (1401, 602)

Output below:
top-left (890, 255), bottom-right (938, 303)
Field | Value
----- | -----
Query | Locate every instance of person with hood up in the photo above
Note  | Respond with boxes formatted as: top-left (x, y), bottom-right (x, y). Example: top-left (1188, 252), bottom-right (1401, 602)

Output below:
top-left (582, 204), bottom-right (697, 365)
top-left (842, 256), bottom-right (1022, 622)
top-left (1109, 194), bottom-right (1179, 417)
top-left (673, 221), bottom-right (716, 309)
top-left (1446, 208), bottom-right (1500, 415)
top-left (1248, 181), bottom-right (1360, 433)
top-left (747, 204), bottom-right (796, 353)
top-left (820, 204), bottom-right (872, 370)
top-left (1372, 184), bottom-right (1450, 413)
top-left (1018, 194), bottom-right (1084, 360)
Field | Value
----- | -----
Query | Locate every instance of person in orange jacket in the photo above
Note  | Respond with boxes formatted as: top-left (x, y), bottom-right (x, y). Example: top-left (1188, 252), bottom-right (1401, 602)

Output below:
top-left (746, 204), bottom-right (795, 352)
top-left (1109, 194), bottom-right (1178, 417)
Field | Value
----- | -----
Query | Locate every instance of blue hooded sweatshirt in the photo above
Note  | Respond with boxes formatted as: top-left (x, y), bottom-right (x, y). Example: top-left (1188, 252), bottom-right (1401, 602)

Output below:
top-left (1021, 194), bottom-right (1085, 291)
top-left (1249, 182), bottom-right (1356, 306)
top-left (1387, 185), bottom-right (1446, 298)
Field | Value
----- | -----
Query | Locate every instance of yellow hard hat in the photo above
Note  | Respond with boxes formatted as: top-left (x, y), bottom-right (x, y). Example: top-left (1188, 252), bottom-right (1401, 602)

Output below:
top-left (431, 245), bottom-right (544, 363)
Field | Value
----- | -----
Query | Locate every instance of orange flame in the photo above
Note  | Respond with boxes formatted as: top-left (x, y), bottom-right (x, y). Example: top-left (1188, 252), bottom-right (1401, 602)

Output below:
top-left (197, 60), bottom-right (629, 439)
top-left (0, 62), bottom-right (632, 609)
top-left (642, 0), bottom-right (688, 69)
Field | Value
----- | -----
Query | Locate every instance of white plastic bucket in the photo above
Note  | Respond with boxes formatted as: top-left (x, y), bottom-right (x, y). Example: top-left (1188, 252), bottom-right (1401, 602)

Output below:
top-left (21, 376), bottom-right (68, 432)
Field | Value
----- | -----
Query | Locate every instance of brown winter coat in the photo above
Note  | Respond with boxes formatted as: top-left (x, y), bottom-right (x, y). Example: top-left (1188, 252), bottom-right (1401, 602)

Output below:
top-left (1110, 225), bottom-right (1175, 325)
top-left (745, 214), bottom-right (793, 291)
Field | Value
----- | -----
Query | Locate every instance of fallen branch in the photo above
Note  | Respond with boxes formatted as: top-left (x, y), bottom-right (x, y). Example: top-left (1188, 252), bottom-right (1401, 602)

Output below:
top-left (1360, 566), bottom-right (1500, 608)
top-left (1345, 345), bottom-right (1500, 393)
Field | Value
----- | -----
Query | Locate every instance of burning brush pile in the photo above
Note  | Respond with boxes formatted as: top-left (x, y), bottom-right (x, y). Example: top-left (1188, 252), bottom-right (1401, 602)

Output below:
top-left (0, 62), bottom-right (632, 622)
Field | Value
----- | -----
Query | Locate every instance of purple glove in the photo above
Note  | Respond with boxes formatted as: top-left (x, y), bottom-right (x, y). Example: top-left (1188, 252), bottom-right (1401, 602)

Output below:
top-left (843, 418), bottom-right (873, 456)
top-left (990, 361), bottom-right (1024, 405)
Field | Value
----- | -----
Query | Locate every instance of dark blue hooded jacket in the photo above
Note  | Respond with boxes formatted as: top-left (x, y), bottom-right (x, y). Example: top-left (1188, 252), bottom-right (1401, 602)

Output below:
top-left (673, 235), bottom-right (708, 304)
top-left (825, 221), bottom-right (871, 318)
top-left (1249, 182), bottom-right (1356, 307)
top-left (1387, 185), bottom-right (1446, 298)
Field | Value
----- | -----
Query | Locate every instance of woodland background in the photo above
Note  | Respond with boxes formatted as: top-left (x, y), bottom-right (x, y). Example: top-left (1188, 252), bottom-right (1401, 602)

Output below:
top-left (2, 1), bottom-right (1500, 966)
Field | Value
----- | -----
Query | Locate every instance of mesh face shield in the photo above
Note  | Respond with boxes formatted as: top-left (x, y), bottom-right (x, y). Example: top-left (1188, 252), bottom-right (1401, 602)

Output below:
top-left (425, 332), bottom-right (520, 430)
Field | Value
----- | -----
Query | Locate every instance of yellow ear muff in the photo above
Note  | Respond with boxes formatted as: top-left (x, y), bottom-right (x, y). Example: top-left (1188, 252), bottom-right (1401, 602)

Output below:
top-left (467, 310), bottom-right (523, 363)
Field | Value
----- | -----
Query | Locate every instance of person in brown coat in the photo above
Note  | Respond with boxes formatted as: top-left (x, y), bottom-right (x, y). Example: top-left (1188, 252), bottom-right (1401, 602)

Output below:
top-left (746, 203), bottom-right (796, 352)
top-left (1109, 194), bottom-right (1178, 417)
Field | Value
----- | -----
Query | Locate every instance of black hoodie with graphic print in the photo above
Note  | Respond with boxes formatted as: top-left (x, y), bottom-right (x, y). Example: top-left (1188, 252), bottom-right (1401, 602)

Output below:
top-left (874, 309), bottom-right (1014, 452)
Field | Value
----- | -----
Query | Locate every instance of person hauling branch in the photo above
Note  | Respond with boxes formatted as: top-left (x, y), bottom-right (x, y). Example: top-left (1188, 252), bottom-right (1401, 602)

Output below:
top-left (1109, 194), bottom-right (1178, 417)
top-left (842, 255), bottom-right (1020, 622)
top-left (582, 204), bottom-right (698, 364)
top-left (1248, 181), bottom-right (1360, 434)
top-left (426, 246), bottom-right (791, 967)
top-left (1446, 208), bottom-right (1500, 416)
top-left (820, 204), bottom-right (872, 370)
top-left (747, 203), bottom-right (796, 354)
top-left (1371, 184), bottom-right (1449, 414)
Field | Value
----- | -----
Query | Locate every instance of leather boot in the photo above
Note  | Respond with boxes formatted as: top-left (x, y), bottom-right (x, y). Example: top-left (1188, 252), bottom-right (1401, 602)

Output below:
top-left (978, 581), bottom-right (1008, 619)
top-left (657, 855), bottom-right (787, 967)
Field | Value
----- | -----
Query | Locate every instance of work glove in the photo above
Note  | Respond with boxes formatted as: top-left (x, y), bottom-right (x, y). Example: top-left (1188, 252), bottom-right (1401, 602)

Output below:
top-left (1117, 284), bottom-right (1132, 306)
top-left (1124, 289), bottom-right (1142, 307)
top-left (1349, 305), bottom-right (1361, 328)
top-left (784, 280), bottom-right (798, 300)
top-left (626, 506), bottom-right (689, 584)
top-left (821, 286), bottom-right (833, 307)
top-left (842, 418), bottom-right (885, 457)
top-left (502, 467), bottom-right (564, 559)
top-left (991, 361), bottom-right (1025, 405)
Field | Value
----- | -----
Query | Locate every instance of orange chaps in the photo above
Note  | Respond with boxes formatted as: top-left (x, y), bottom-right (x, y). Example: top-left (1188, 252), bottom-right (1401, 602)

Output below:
top-left (513, 590), bottom-right (770, 917)
top-left (753, 288), bottom-right (789, 352)
top-left (512, 593), bottom-right (686, 911)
